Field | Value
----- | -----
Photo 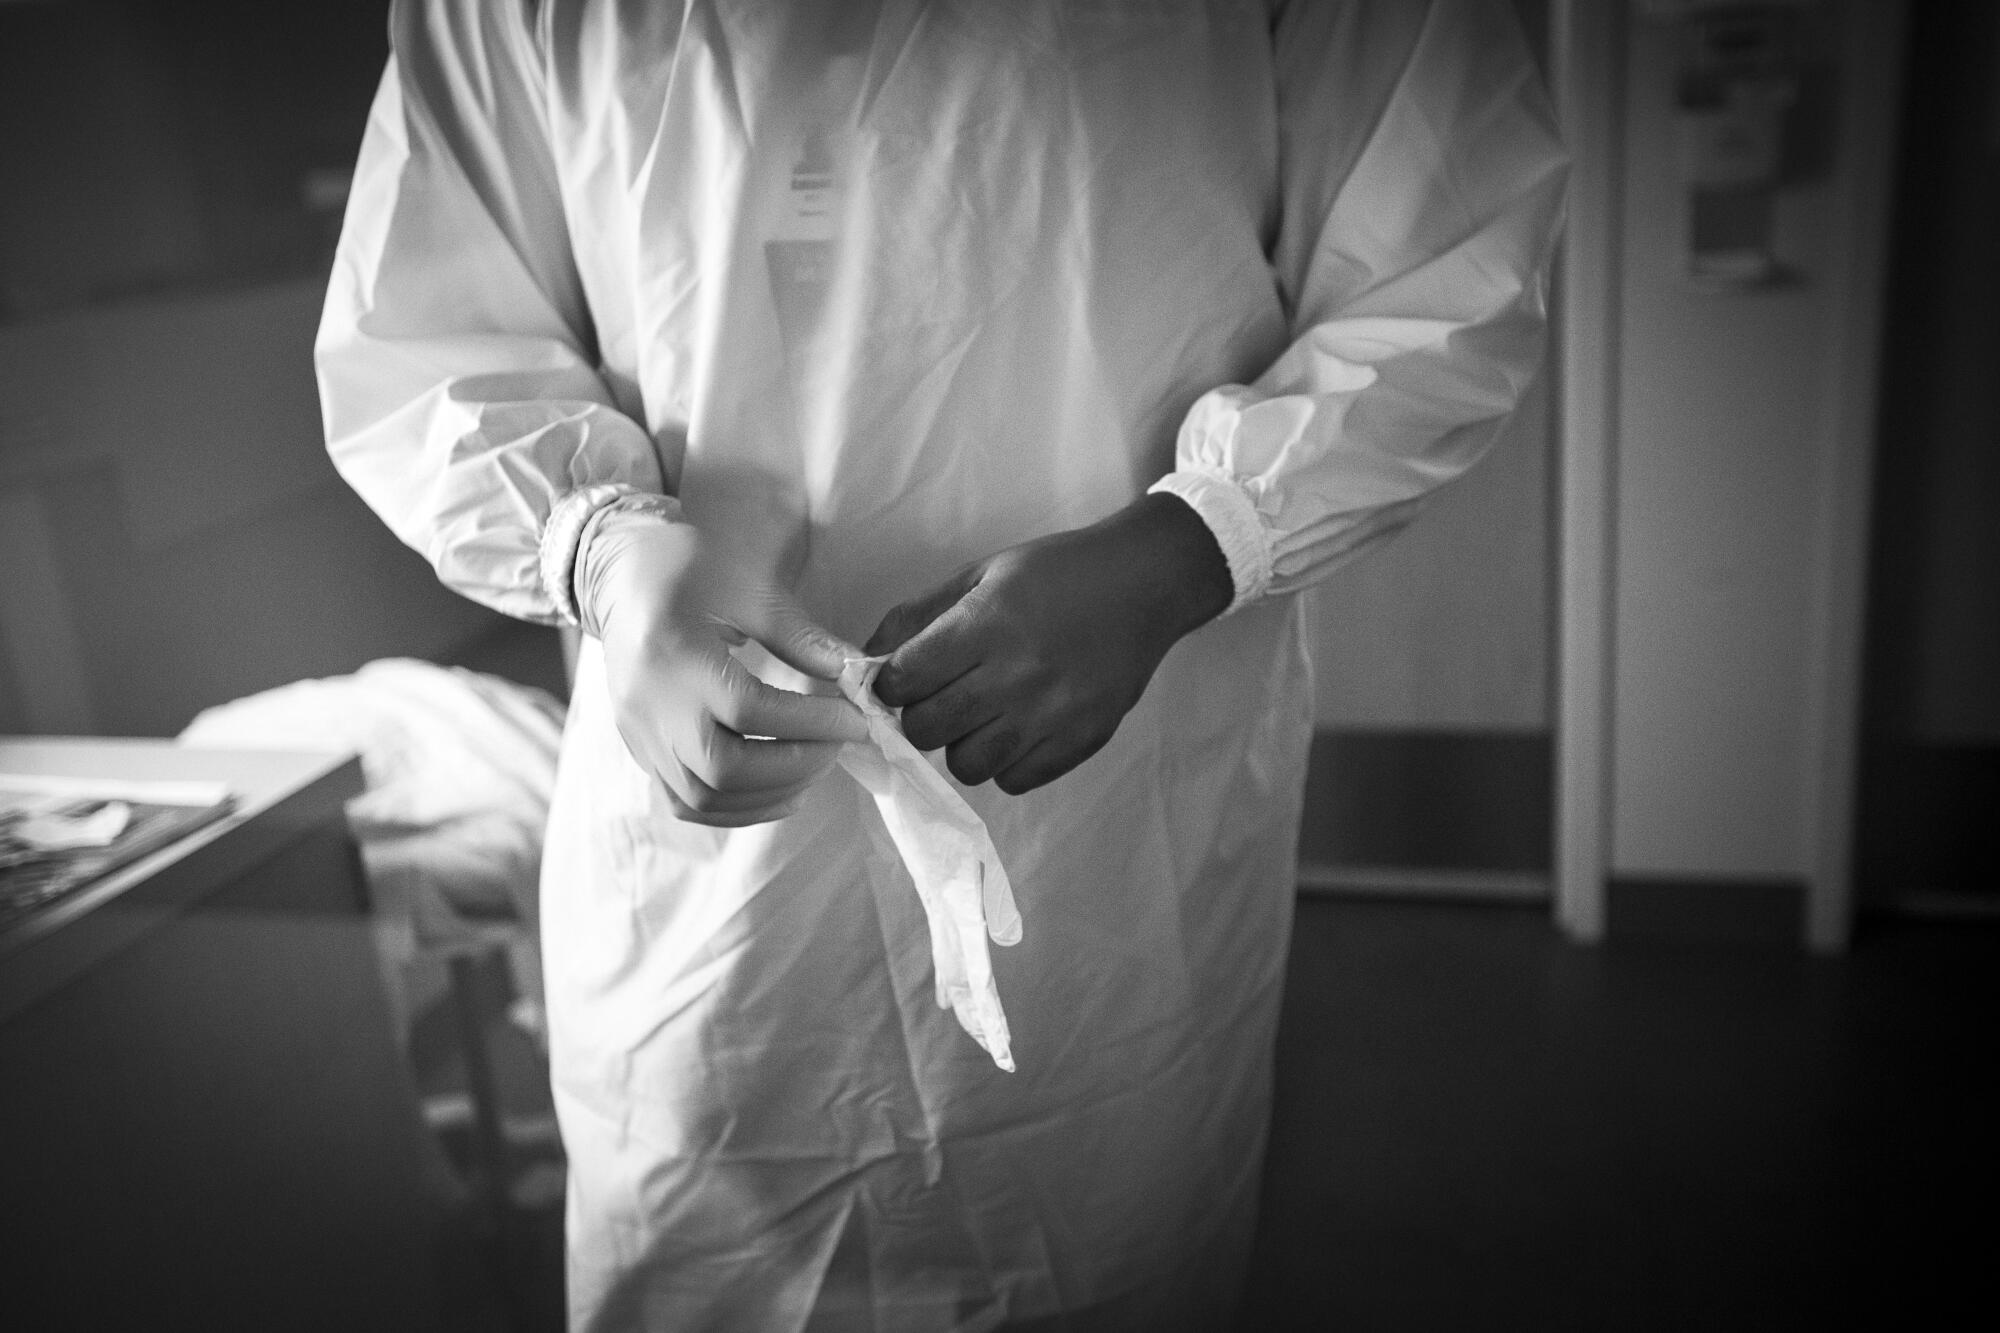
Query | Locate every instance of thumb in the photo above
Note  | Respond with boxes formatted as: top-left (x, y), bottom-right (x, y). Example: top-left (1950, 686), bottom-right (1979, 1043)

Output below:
top-left (750, 592), bottom-right (861, 683)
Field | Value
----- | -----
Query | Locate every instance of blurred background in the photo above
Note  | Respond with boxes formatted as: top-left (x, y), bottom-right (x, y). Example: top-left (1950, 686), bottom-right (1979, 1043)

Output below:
top-left (0, 1), bottom-right (1993, 1330)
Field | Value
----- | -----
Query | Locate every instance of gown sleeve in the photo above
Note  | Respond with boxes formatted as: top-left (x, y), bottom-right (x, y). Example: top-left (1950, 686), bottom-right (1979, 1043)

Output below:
top-left (1148, 0), bottom-right (1569, 613)
top-left (314, 0), bottom-right (663, 624)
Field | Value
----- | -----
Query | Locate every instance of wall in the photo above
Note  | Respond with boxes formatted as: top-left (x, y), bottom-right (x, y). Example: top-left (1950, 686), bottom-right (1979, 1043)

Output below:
top-left (1599, 2), bottom-right (1898, 903)
top-left (0, 3), bottom-right (529, 740)
top-left (1608, 18), bottom-right (1822, 879)
top-left (1865, 0), bottom-right (2000, 746)
top-left (0, 279), bottom-right (512, 738)
top-left (1301, 375), bottom-right (1555, 884)
top-left (1307, 374), bottom-right (1551, 734)
top-left (0, 3), bottom-right (386, 319)
top-left (1854, 0), bottom-right (2000, 905)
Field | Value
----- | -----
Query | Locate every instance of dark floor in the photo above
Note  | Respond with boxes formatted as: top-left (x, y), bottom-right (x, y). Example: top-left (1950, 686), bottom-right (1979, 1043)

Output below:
top-left (1241, 899), bottom-right (1998, 1332)
top-left (429, 898), bottom-right (1999, 1331)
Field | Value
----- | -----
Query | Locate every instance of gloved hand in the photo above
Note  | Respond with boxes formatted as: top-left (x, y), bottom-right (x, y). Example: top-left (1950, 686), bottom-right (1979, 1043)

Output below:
top-left (577, 502), bottom-right (869, 826)
top-left (866, 493), bottom-right (1234, 795)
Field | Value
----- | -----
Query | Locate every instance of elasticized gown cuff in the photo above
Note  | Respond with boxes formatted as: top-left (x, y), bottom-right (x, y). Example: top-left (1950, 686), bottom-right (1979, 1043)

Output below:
top-left (538, 483), bottom-right (642, 625)
top-left (1147, 470), bottom-right (1273, 614)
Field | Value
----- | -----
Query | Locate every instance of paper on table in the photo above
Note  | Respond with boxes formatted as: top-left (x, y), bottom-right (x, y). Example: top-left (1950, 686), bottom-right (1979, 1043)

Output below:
top-left (836, 656), bottom-right (1021, 1072)
top-left (11, 800), bottom-right (132, 851)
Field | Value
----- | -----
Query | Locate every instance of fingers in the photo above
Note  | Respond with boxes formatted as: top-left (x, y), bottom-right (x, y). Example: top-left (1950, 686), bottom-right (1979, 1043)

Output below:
top-left (864, 564), bottom-right (981, 659)
top-left (715, 658), bottom-right (869, 744)
top-left (948, 727), bottom-right (1108, 796)
top-left (661, 729), bottom-right (842, 827)
top-left (943, 715), bottom-right (1027, 789)
top-left (694, 727), bottom-right (847, 792)
top-left (995, 734), bottom-right (1105, 796)
top-left (613, 659), bottom-right (853, 821)
top-left (874, 589), bottom-right (991, 708)
top-left (753, 595), bottom-right (862, 683)
top-left (676, 659), bottom-right (856, 810)
top-left (663, 787), bottom-right (806, 828)
top-left (663, 762), bottom-right (822, 827)
top-left (898, 670), bottom-right (1002, 753)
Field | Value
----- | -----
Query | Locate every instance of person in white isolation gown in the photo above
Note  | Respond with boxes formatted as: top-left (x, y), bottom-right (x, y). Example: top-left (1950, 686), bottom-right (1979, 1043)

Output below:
top-left (317, 1), bottom-right (1567, 1328)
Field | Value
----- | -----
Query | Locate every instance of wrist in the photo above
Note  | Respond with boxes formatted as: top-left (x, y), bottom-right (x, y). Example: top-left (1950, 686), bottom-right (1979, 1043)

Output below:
top-left (1145, 471), bottom-right (1268, 611)
top-left (1107, 492), bottom-right (1234, 643)
top-left (540, 483), bottom-right (644, 626)
top-left (574, 494), bottom-right (691, 641)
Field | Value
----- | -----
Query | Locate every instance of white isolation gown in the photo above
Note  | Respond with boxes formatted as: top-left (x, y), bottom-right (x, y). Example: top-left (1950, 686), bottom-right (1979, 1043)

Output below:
top-left (317, 1), bottom-right (1566, 1328)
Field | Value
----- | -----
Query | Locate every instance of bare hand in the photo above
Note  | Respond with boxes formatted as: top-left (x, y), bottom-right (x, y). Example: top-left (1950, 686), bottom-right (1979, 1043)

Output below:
top-left (866, 494), bottom-right (1231, 794)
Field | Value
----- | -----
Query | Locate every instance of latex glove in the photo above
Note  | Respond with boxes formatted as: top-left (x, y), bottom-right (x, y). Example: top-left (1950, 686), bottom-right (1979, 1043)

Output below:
top-left (837, 656), bottom-right (1020, 1071)
top-left (867, 493), bottom-right (1233, 794)
top-left (578, 502), bottom-right (868, 825)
